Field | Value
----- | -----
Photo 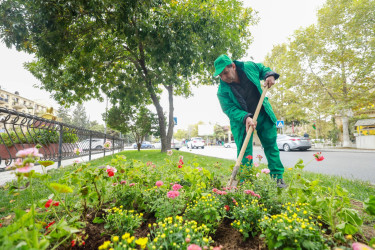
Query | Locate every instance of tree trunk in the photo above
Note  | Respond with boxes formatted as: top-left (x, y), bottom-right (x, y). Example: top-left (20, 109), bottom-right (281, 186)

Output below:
top-left (166, 84), bottom-right (174, 150)
top-left (148, 84), bottom-right (169, 152)
top-left (341, 112), bottom-right (351, 147)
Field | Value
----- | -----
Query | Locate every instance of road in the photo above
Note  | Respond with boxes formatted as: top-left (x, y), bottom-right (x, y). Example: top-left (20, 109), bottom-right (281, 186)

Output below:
top-left (180, 146), bottom-right (375, 184)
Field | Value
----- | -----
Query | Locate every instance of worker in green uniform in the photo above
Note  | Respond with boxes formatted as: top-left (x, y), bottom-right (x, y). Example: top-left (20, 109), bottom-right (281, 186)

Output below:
top-left (214, 54), bottom-right (287, 188)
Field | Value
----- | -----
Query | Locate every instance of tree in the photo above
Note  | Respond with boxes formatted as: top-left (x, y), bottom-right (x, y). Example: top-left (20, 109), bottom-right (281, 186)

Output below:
top-left (265, 0), bottom-right (375, 145)
top-left (89, 120), bottom-right (105, 133)
top-left (56, 106), bottom-right (71, 125)
top-left (105, 105), bottom-right (158, 151)
top-left (71, 104), bottom-right (90, 129)
top-left (174, 129), bottom-right (188, 141)
top-left (0, 0), bottom-right (257, 152)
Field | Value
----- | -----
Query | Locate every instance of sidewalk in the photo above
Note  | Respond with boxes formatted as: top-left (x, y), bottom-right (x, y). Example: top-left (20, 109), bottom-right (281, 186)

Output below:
top-left (311, 146), bottom-right (375, 153)
top-left (0, 149), bottom-right (123, 187)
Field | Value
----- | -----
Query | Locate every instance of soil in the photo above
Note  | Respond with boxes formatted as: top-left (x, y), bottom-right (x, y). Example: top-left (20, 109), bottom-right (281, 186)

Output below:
top-left (212, 218), bottom-right (266, 250)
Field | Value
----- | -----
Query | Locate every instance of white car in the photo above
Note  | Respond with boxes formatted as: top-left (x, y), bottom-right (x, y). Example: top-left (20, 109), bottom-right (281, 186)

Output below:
top-left (187, 137), bottom-right (205, 149)
top-left (153, 139), bottom-right (182, 150)
top-left (224, 142), bottom-right (237, 148)
top-left (80, 138), bottom-right (105, 150)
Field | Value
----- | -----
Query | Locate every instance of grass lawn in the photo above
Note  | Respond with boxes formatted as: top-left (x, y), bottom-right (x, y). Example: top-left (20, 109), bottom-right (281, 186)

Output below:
top-left (1, 149), bottom-right (374, 217)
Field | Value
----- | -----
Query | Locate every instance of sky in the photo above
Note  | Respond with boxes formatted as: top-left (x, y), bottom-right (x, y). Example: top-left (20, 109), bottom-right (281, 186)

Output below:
top-left (0, 0), bottom-right (326, 130)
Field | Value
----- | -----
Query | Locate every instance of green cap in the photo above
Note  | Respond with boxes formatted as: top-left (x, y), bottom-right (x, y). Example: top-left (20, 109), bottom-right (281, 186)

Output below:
top-left (213, 54), bottom-right (233, 77)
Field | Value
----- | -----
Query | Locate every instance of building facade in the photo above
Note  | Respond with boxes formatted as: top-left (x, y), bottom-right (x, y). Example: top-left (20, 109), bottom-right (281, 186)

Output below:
top-left (0, 88), bottom-right (48, 116)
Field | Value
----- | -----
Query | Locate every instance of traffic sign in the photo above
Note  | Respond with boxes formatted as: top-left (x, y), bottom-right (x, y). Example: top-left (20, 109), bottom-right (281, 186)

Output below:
top-left (276, 120), bottom-right (284, 128)
top-left (173, 117), bottom-right (177, 125)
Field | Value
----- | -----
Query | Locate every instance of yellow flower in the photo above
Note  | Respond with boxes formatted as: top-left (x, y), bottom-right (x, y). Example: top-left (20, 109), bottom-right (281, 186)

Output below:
top-left (345, 235), bottom-right (353, 240)
top-left (185, 228), bottom-right (190, 233)
top-left (161, 234), bottom-right (166, 238)
top-left (135, 237), bottom-right (148, 249)
top-left (113, 236), bottom-right (119, 242)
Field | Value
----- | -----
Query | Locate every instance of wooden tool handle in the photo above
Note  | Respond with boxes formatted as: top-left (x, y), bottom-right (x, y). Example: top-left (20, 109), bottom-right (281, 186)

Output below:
top-left (227, 86), bottom-right (269, 187)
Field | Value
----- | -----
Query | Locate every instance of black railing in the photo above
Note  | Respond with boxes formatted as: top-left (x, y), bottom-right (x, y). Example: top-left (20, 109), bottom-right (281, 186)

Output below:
top-left (0, 107), bottom-right (125, 170)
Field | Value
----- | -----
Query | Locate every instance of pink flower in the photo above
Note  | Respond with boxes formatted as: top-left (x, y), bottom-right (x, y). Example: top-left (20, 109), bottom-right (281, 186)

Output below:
top-left (167, 150), bottom-right (173, 156)
top-left (45, 199), bottom-right (53, 208)
top-left (197, 167), bottom-right (202, 171)
top-left (147, 161), bottom-right (153, 166)
top-left (73, 159), bottom-right (80, 164)
top-left (16, 147), bottom-right (43, 158)
top-left (352, 242), bottom-right (373, 250)
top-left (17, 163), bottom-right (34, 173)
top-left (261, 168), bottom-right (270, 174)
top-left (172, 184), bottom-right (183, 191)
top-left (253, 162), bottom-right (259, 167)
top-left (185, 237), bottom-right (191, 243)
top-left (256, 154), bottom-right (263, 160)
top-left (256, 173), bottom-right (260, 178)
top-left (121, 180), bottom-right (127, 185)
top-left (212, 188), bottom-right (218, 193)
top-left (314, 152), bottom-right (325, 161)
top-left (73, 148), bottom-right (82, 155)
top-left (129, 183), bottom-right (136, 187)
top-left (103, 141), bottom-right (112, 149)
top-left (213, 246), bottom-right (223, 250)
top-left (112, 183), bottom-right (118, 186)
top-left (187, 244), bottom-right (202, 250)
top-left (167, 191), bottom-right (180, 199)
top-left (156, 181), bottom-right (164, 187)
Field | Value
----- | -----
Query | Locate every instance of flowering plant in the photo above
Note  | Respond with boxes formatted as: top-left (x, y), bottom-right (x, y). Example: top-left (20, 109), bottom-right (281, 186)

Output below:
top-left (73, 147), bottom-right (82, 155)
top-left (104, 206), bottom-right (143, 235)
top-left (231, 197), bottom-right (266, 239)
top-left (184, 193), bottom-right (224, 231)
top-left (259, 202), bottom-right (327, 249)
top-left (103, 140), bottom-right (112, 149)
top-left (148, 216), bottom-right (213, 249)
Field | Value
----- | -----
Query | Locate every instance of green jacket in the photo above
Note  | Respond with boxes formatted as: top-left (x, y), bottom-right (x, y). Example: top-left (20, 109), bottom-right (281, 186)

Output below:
top-left (217, 60), bottom-right (277, 148)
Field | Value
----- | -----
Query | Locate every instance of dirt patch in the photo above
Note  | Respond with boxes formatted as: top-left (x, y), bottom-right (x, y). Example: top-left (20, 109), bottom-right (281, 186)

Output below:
top-left (212, 218), bottom-right (266, 250)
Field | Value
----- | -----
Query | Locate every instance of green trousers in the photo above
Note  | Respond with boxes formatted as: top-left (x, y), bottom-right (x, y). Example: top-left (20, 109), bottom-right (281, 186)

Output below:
top-left (238, 109), bottom-right (284, 179)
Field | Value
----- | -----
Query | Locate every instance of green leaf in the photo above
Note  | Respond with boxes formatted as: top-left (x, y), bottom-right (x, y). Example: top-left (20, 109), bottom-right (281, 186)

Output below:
top-left (93, 217), bottom-right (105, 224)
top-left (294, 159), bottom-right (305, 169)
top-left (364, 196), bottom-right (375, 216)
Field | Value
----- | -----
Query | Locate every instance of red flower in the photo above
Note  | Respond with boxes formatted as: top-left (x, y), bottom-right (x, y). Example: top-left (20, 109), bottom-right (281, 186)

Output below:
top-left (0, 223), bottom-right (2, 227)
top-left (179, 158), bottom-right (184, 165)
top-left (46, 221), bottom-right (55, 230)
top-left (82, 241), bottom-right (85, 245)
top-left (224, 205), bottom-right (230, 211)
top-left (313, 152), bottom-right (325, 161)
top-left (45, 199), bottom-right (53, 208)
top-left (107, 170), bottom-right (115, 177)
top-left (71, 240), bottom-right (76, 247)
top-left (52, 201), bottom-right (60, 207)
top-left (245, 155), bottom-right (253, 160)
top-left (178, 165), bottom-right (183, 168)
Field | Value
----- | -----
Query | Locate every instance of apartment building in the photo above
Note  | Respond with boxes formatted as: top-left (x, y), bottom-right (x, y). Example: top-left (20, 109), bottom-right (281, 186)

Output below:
top-left (0, 87), bottom-right (48, 116)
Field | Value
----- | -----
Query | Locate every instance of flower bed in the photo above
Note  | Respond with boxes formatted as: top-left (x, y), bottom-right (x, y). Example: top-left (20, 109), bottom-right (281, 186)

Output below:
top-left (0, 148), bottom-right (374, 249)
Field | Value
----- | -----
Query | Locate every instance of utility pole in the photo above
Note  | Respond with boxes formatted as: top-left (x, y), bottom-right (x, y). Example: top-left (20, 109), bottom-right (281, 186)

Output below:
top-left (104, 96), bottom-right (108, 135)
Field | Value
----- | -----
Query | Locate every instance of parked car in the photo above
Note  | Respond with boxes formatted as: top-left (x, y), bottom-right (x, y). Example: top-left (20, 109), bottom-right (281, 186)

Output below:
top-left (80, 138), bottom-right (105, 150)
top-left (132, 141), bottom-right (155, 149)
top-left (224, 142), bottom-right (237, 148)
top-left (171, 139), bottom-right (183, 150)
top-left (152, 139), bottom-right (183, 150)
top-left (187, 137), bottom-right (205, 149)
top-left (276, 134), bottom-right (311, 152)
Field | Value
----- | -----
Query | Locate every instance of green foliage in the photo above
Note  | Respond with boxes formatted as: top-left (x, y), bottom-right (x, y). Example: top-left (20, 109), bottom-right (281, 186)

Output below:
top-left (264, 0), bottom-right (375, 143)
top-left (147, 216), bottom-right (213, 250)
top-left (259, 202), bottom-right (328, 250)
top-left (0, 0), bottom-right (257, 151)
top-left (104, 207), bottom-right (143, 235)
top-left (184, 193), bottom-right (224, 231)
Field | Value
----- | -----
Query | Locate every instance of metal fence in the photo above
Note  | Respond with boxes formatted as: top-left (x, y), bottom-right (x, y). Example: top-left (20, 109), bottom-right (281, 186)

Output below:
top-left (0, 107), bottom-right (125, 170)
